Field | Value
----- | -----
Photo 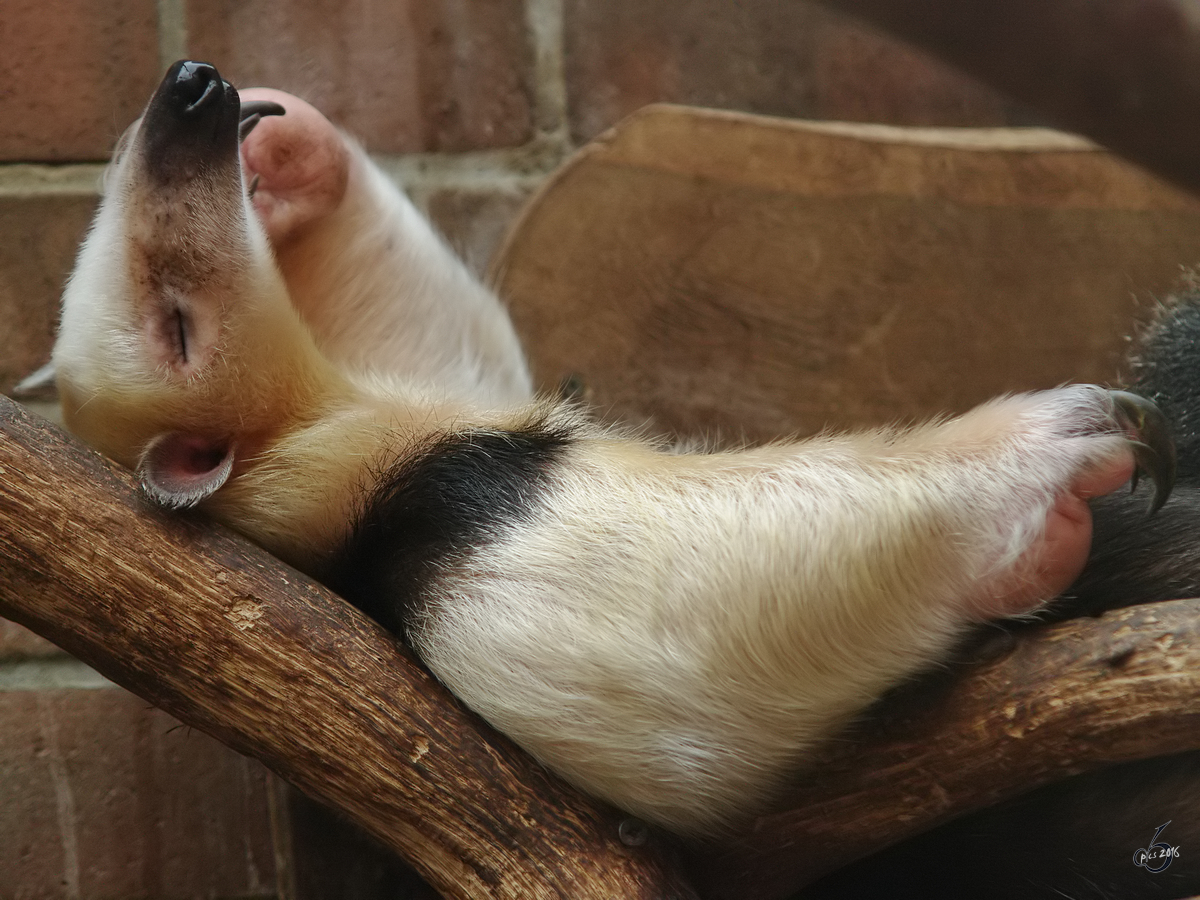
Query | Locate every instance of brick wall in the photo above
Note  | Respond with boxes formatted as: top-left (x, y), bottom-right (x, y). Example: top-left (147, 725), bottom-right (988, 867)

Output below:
top-left (0, 2), bottom-right (1015, 898)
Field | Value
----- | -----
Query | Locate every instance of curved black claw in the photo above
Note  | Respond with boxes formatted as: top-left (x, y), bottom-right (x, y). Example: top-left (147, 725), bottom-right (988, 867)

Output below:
top-left (1109, 390), bottom-right (1176, 514)
top-left (238, 99), bottom-right (286, 142)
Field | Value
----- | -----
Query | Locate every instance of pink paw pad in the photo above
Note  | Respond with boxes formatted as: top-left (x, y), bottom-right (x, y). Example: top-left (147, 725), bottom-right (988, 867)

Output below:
top-left (968, 387), bottom-right (1172, 619)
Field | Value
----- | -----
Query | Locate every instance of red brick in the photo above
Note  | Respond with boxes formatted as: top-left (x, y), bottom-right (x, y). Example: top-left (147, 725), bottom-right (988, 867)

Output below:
top-left (813, 16), bottom-right (1012, 126)
top-left (0, 687), bottom-right (278, 899)
top-left (186, 0), bottom-right (533, 153)
top-left (423, 186), bottom-right (534, 278)
top-left (0, 619), bottom-right (64, 660)
top-left (564, 0), bottom-right (825, 143)
top-left (0, 195), bottom-right (98, 393)
top-left (0, 0), bottom-right (161, 161)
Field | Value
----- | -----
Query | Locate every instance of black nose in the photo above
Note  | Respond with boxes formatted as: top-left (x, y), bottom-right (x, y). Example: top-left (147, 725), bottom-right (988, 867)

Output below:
top-left (170, 61), bottom-right (227, 116)
top-left (140, 60), bottom-right (240, 183)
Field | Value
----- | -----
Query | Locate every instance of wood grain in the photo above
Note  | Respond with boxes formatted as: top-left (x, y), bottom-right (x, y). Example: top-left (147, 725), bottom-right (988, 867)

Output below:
top-left (6, 389), bottom-right (1200, 899)
top-left (2, 385), bottom-right (1199, 899)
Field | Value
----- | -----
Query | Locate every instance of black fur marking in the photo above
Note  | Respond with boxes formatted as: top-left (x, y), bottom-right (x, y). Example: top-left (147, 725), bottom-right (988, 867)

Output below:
top-left (835, 291), bottom-right (1200, 899)
top-left (1125, 292), bottom-right (1200, 481)
top-left (323, 415), bottom-right (575, 638)
top-left (1060, 486), bottom-right (1200, 617)
top-left (1059, 290), bottom-right (1200, 617)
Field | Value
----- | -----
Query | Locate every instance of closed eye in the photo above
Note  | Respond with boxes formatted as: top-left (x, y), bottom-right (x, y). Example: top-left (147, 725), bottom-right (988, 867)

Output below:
top-left (143, 284), bottom-right (218, 375)
top-left (148, 295), bottom-right (196, 371)
top-left (173, 306), bottom-right (190, 364)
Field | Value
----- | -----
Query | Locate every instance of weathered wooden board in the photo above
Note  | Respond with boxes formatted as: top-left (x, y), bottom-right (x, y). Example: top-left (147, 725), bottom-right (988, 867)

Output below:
top-left (492, 105), bottom-right (1200, 445)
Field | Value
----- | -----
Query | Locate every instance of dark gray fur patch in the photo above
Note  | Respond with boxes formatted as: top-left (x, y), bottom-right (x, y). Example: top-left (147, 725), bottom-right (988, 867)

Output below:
top-left (1062, 291), bottom-right (1200, 617)
top-left (323, 413), bottom-right (576, 637)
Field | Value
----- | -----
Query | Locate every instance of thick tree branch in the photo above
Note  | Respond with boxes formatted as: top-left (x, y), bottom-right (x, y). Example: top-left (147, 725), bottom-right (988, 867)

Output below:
top-left (0, 397), bottom-right (696, 900)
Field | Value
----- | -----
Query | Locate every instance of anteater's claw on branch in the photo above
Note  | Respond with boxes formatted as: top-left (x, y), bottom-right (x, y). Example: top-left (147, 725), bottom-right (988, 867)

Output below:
top-left (1109, 390), bottom-right (1176, 515)
top-left (238, 99), bottom-right (286, 142)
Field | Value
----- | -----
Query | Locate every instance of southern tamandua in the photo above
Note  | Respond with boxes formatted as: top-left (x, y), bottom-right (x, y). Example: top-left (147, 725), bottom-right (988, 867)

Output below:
top-left (43, 60), bottom-right (1173, 839)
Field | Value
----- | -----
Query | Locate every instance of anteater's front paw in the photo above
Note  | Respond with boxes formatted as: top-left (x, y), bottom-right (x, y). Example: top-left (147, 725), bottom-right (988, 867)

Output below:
top-left (958, 386), bottom-right (1172, 620)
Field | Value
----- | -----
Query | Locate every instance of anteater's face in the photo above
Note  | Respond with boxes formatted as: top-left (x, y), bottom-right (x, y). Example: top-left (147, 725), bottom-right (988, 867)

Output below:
top-left (53, 61), bottom-right (330, 481)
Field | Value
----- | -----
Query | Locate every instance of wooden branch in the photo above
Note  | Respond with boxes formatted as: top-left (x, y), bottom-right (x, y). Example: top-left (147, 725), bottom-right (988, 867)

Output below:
top-left (0, 396), bottom-right (698, 900)
top-left (814, 0), bottom-right (1200, 194)
top-left (686, 597), bottom-right (1200, 899)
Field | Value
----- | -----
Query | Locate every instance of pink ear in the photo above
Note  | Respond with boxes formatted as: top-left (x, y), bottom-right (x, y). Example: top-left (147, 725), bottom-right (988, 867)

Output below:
top-left (138, 432), bottom-right (236, 509)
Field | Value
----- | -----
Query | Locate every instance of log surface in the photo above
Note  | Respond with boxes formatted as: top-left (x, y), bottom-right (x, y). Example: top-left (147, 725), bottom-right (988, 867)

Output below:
top-left (4, 388), bottom-right (1200, 900)
top-left (0, 397), bottom-right (697, 900)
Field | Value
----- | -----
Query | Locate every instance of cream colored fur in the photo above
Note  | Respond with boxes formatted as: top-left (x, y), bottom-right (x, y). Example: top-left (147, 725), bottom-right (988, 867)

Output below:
top-left (262, 134), bottom-right (532, 405)
top-left (52, 86), bottom-right (1134, 837)
top-left (414, 387), bottom-right (1127, 832)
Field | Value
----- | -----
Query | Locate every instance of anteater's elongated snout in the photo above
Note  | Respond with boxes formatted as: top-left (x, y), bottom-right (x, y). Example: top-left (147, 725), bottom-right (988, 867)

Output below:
top-left (139, 61), bottom-right (241, 183)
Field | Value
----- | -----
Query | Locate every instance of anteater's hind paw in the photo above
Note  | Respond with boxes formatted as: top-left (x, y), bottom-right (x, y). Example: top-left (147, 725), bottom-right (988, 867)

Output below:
top-left (958, 386), bottom-right (1173, 620)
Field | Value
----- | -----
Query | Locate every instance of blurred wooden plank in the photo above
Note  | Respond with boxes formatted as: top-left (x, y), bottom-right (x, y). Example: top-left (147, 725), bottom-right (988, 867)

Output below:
top-left (492, 105), bottom-right (1200, 444)
top-left (816, 0), bottom-right (1200, 194)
